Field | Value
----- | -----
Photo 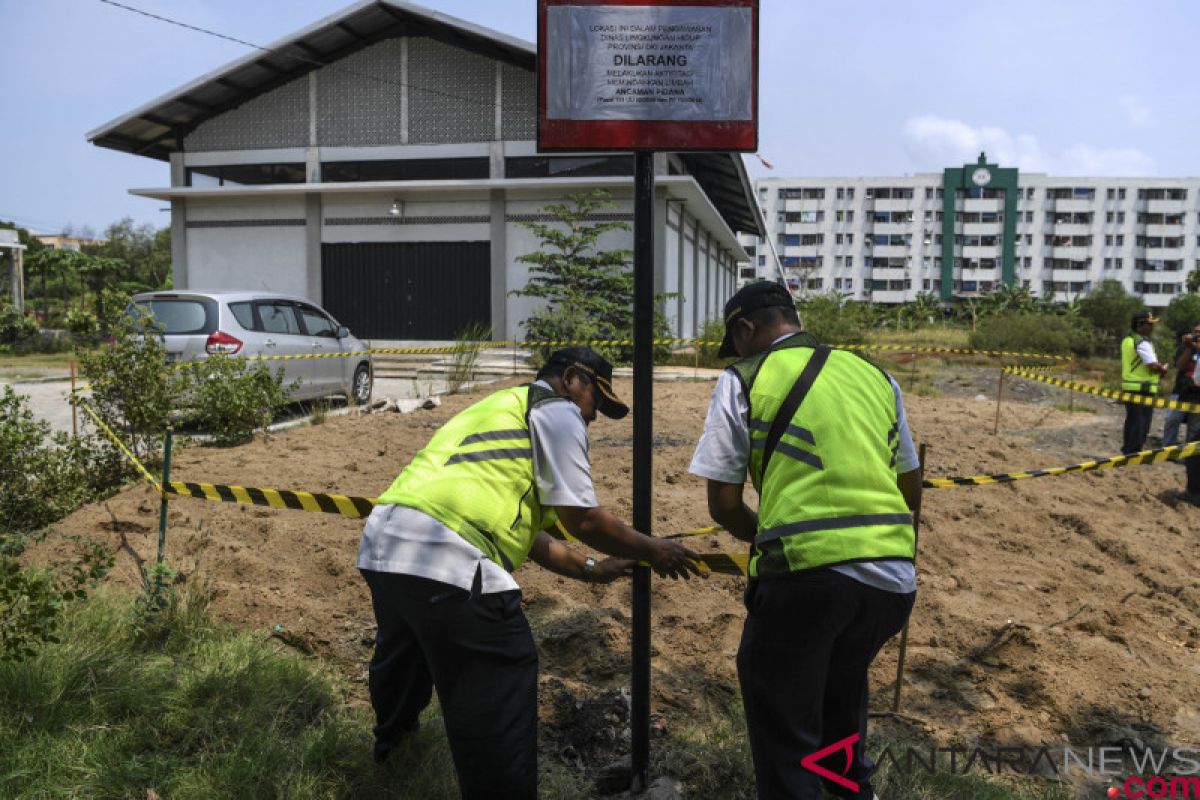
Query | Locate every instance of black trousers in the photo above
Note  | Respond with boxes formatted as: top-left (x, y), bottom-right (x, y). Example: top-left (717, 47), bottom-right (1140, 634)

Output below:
top-left (1186, 413), bottom-right (1200, 494)
top-left (360, 569), bottom-right (538, 800)
top-left (737, 569), bottom-right (915, 800)
top-left (1122, 397), bottom-right (1155, 454)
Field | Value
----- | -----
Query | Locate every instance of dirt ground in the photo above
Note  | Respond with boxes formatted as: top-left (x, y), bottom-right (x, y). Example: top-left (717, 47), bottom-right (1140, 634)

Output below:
top-left (31, 363), bottom-right (1200, 771)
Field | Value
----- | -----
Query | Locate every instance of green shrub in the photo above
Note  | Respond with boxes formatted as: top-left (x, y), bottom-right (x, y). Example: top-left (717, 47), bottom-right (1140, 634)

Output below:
top-left (797, 292), bottom-right (872, 346)
top-left (968, 312), bottom-right (1095, 357)
top-left (65, 308), bottom-right (99, 341)
top-left (77, 308), bottom-right (180, 463)
top-left (1163, 291), bottom-right (1200, 338)
top-left (0, 387), bottom-right (123, 536)
top-left (0, 303), bottom-right (38, 344)
top-left (182, 355), bottom-right (293, 446)
top-left (1078, 280), bottom-right (1146, 352)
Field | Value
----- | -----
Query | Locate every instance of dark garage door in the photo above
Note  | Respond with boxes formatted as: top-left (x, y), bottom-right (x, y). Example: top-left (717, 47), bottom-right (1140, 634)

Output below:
top-left (321, 242), bottom-right (491, 340)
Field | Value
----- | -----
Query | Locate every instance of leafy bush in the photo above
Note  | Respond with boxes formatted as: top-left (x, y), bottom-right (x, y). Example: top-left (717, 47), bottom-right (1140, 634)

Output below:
top-left (1163, 291), bottom-right (1200, 338)
top-left (0, 544), bottom-right (112, 662)
top-left (64, 308), bottom-right (99, 341)
top-left (0, 303), bottom-right (38, 345)
top-left (1078, 280), bottom-right (1147, 351)
top-left (183, 355), bottom-right (293, 446)
top-left (796, 292), bottom-right (873, 346)
top-left (77, 307), bottom-right (180, 463)
top-left (968, 312), bottom-right (1095, 357)
top-left (0, 387), bottom-right (122, 536)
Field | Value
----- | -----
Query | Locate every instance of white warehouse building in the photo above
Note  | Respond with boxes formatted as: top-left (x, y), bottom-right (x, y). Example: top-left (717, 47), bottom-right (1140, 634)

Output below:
top-left (742, 154), bottom-right (1200, 309)
top-left (88, 0), bottom-right (762, 341)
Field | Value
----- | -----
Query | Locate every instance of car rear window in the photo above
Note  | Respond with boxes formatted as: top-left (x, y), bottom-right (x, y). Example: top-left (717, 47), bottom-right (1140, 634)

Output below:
top-left (132, 299), bottom-right (217, 335)
top-left (228, 301), bottom-right (256, 331)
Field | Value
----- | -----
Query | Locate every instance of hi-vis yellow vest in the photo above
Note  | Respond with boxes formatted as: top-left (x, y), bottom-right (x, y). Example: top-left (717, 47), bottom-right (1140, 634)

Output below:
top-left (377, 384), bottom-right (563, 571)
top-left (1121, 334), bottom-right (1160, 394)
top-left (731, 334), bottom-right (915, 578)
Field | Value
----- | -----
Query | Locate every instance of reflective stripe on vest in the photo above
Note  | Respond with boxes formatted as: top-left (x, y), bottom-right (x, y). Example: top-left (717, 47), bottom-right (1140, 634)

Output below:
top-left (731, 336), bottom-right (915, 578)
top-left (376, 384), bottom-right (564, 571)
top-left (1120, 334), bottom-right (1159, 394)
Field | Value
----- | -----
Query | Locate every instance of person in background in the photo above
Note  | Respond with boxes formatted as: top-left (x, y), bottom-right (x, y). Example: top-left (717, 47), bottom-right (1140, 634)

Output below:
top-left (689, 281), bottom-right (920, 800)
top-left (1174, 323), bottom-right (1200, 507)
top-left (357, 347), bottom-right (700, 799)
top-left (1120, 311), bottom-right (1168, 454)
top-left (1162, 326), bottom-right (1198, 447)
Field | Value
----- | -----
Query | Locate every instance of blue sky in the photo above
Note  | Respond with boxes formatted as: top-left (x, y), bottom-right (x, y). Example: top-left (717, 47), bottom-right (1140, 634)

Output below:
top-left (1, 0), bottom-right (1198, 234)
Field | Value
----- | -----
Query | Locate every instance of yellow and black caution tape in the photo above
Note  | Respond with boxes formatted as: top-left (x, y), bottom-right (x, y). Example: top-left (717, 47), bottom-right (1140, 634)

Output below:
top-left (925, 442), bottom-right (1199, 488)
top-left (163, 481), bottom-right (376, 517)
top-left (1004, 366), bottom-right (1200, 412)
top-left (77, 401), bottom-right (163, 491)
top-left (844, 344), bottom-right (1072, 362)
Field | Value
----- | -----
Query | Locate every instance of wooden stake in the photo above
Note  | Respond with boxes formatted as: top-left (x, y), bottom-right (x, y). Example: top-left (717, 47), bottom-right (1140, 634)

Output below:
top-left (892, 442), bottom-right (926, 714)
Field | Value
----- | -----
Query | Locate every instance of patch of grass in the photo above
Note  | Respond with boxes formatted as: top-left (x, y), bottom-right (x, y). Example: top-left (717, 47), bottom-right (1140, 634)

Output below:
top-left (0, 351), bottom-right (80, 371)
top-left (1053, 402), bottom-right (1098, 414)
top-left (0, 586), bottom-right (616, 799)
top-left (866, 325), bottom-right (971, 349)
top-left (652, 702), bottom-right (1071, 800)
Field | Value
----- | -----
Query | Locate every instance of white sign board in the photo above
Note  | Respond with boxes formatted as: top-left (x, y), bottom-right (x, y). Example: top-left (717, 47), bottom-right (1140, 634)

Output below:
top-left (545, 5), bottom-right (753, 122)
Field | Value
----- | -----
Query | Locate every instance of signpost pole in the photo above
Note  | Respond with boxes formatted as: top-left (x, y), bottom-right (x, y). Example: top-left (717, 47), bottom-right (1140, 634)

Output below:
top-left (630, 149), bottom-right (655, 792)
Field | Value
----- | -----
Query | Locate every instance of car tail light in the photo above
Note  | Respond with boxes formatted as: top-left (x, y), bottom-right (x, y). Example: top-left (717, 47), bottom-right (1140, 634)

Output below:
top-left (205, 330), bottom-right (243, 355)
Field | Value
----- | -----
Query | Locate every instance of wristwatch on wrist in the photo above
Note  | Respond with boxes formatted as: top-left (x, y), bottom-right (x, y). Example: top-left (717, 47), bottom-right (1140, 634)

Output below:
top-left (582, 556), bottom-right (597, 581)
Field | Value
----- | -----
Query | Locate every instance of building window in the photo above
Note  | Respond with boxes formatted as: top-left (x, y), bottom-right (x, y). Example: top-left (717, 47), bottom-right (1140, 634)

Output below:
top-left (836, 187), bottom-right (845, 200)
top-left (1107, 188), bottom-right (1115, 200)
top-left (835, 233), bottom-right (843, 245)
top-left (1118, 212), bottom-right (1125, 223)
top-left (845, 257), bottom-right (853, 268)
top-left (504, 156), bottom-right (631, 179)
top-left (846, 188), bottom-right (854, 200)
top-left (925, 187), bottom-right (933, 200)
top-left (186, 163), bottom-right (306, 186)
top-left (836, 210), bottom-right (844, 222)
top-left (322, 158), bottom-right (491, 182)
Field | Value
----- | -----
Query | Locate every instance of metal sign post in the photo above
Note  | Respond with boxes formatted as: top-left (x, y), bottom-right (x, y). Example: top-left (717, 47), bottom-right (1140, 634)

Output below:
top-left (538, 1), bottom-right (758, 788)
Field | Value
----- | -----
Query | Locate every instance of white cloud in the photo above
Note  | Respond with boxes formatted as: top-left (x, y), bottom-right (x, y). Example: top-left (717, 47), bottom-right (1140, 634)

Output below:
top-left (901, 115), bottom-right (1154, 176)
top-left (1119, 94), bottom-right (1153, 128)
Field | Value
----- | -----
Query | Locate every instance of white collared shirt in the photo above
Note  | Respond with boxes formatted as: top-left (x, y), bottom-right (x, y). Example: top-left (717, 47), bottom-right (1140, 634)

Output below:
top-left (689, 334), bottom-right (918, 593)
top-left (357, 381), bottom-right (598, 593)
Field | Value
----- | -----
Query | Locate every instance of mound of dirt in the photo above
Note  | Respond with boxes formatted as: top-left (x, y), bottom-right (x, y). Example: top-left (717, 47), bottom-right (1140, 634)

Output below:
top-left (30, 372), bottom-right (1200, 766)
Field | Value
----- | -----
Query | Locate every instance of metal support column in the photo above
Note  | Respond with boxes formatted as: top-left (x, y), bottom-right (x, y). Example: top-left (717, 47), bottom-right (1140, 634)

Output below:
top-left (630, 150), bottom-right (655, 791)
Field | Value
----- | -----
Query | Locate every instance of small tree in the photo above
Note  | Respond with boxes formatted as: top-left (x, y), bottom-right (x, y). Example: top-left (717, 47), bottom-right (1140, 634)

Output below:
top-left (511, 189), bottom-right (671, 364)
top-left (1163, 291), bottom-right (1200, 338)
top-left (1078, 279), bottom-right (1145, 351)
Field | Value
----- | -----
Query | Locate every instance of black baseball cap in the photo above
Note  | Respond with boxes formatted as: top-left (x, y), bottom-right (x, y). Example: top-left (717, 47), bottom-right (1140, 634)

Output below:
top-left (718, 281), bottom-right (797, 358)
top-left (1131, 311), bottom-right (1160, 328)
top-left (544, 347), bottom-right (629, 419)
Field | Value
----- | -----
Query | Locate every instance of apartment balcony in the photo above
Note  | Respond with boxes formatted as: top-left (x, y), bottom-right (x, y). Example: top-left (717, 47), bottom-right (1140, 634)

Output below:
top-left (868, 289), bottom-right (912, 304)
top-left (868, 244), bottom-right (909, 257)
top-left (781, 245), bottom-right (822, 257)
top-left (963, 198), bottom-right (1002, 213)
top-left (959, 268), bottom-right (1000, 281)
top-left (1051, 246), bottom-right (1091, 260)
top-left (873, 222), bottom-right (913, 234)
top-left (1145, 224), bottom-right (1183, 236)
top-left (962, 222), bottom-right (1003, 236)
top-left (872, 198), bottom-right (914, 212)
top-left (1142, 247), bottom-right (1182, 260)
top-left (1146, 199), bottom-right (1186, 214)
top-left (783, 198), bottom-right (825, 211)
top-left (961, 245), bottom-right (1001, 259)
top-left (1142, 290), bottom-right (1181, 307)
top-left (1051, 198), bottom-right (1093, 213)
top-left (1053, 223), bottom-right (1091, 236)
top-left (1051, 268), bottom-right (1094, 281)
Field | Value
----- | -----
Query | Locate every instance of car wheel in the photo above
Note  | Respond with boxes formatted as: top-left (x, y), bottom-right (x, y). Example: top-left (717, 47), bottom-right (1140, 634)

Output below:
top-left (351, 363), bottom-right (372, 405)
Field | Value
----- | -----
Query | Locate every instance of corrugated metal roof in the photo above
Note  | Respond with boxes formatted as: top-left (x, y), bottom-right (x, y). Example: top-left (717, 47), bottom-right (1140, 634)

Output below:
top-left (88, 0), bottom-right (762, 236)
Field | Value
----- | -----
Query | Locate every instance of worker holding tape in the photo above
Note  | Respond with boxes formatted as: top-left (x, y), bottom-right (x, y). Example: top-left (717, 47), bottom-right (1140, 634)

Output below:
top-left (689, 281), bottom-right (921, 800)
top-left (1121, 311), bottom-right (1168, 454)
top-left (356, 346), bottom-right (699, 799)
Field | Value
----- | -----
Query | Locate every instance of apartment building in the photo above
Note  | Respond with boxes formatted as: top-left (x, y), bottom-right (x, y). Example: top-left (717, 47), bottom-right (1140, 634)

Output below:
top-left (741, 153), bottom-right (1200, 309)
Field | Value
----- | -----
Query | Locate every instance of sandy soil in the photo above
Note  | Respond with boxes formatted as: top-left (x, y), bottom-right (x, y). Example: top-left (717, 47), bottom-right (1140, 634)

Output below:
top-left (31, 366), bottom-right (1200, 768)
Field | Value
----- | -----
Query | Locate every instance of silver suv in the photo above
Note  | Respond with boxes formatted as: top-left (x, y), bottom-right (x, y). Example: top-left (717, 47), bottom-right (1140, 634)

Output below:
top-left (130, 290), bottom-right (373, 405)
